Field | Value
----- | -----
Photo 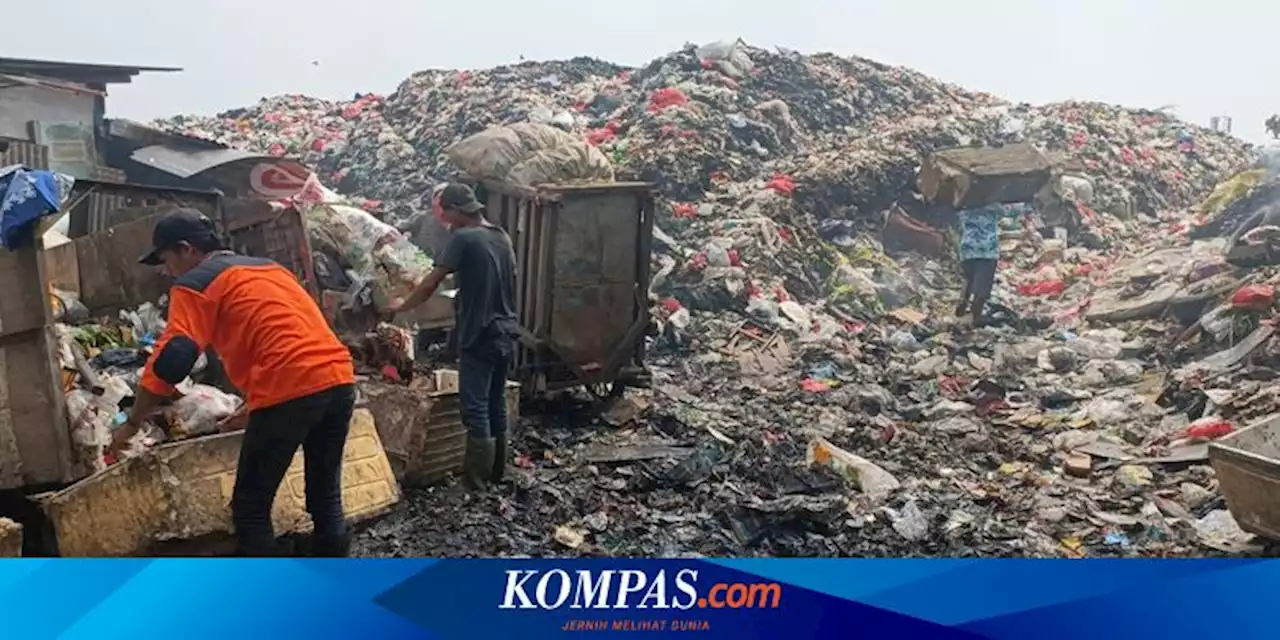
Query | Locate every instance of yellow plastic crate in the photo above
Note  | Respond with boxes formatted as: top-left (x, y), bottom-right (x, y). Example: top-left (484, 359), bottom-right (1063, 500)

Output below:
top-left (362, 370), bottom-right (519, 487)
top-left (0, 517), bottom-right (21, 557)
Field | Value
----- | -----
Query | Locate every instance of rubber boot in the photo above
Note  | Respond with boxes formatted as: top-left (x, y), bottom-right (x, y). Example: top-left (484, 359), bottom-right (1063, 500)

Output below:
top-left (970, 296), bottom-right (988, 328)
top-left (464, 436), bottom-right (495, 491)
top-left (491, 434), bottom-right (510, 484)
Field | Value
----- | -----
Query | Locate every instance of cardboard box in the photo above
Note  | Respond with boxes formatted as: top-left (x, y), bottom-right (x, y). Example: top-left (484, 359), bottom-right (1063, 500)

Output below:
top-left (917, 143), bottom-right (1053, 209)
top-left (40, 408), bottom-right (399, 557)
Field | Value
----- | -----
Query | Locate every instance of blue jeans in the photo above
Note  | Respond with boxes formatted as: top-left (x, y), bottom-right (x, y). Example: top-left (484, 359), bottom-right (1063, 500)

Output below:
top-left (458, 326), bottom-right (513, 439)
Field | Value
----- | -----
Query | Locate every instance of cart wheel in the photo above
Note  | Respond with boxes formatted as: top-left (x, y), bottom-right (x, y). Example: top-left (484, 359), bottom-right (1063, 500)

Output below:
top-left (587, 381), bottom-right (627, 402)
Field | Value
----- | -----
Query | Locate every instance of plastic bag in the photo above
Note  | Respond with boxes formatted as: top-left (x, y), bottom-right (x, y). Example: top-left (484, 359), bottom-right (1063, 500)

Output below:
top-left (66, 386), bottom-right (126, 472)
top-left (1057, 175), bottom-right (1095, 205)
top-left (807, 437), bottom-right (900, 503)
top-left (120, 302), bottom-right (166, 345)
top-left (695, 39), bottom-right (754, 78)
top-left (1200, 304), bottom-right (1235, 341)
top-left (49, 287), bottom-right (89, 324)
top-left (446, 123), bottom-right (614, 186)
top-left (1231, 284), bottom-right (1275, 311)
top-left (305, 203), bottom-right (432, 309)
top-left (167, 384), bottom-right (243, 438)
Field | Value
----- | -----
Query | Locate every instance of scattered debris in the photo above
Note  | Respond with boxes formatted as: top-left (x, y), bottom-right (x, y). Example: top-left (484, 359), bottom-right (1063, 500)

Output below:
top-left (147, 39), bottom-right (1280, 559)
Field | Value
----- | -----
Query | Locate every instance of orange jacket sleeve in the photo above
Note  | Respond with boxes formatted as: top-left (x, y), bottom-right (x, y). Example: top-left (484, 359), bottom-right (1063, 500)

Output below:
top-left (139, 286), bottom-right (217, 397)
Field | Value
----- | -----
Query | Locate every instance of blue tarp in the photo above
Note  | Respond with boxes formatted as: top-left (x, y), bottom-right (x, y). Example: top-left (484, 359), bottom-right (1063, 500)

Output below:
top-left (0, 165), bottom-right (72, 250)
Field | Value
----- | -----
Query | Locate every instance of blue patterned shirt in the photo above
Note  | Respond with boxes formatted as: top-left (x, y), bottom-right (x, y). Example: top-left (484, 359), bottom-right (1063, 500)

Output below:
top-left (957, 203), bottom-right (1030, 262)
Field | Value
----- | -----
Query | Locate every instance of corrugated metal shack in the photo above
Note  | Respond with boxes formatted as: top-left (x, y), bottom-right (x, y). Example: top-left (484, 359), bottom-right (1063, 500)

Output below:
top-left (0, 57), bottom-right (180, 491)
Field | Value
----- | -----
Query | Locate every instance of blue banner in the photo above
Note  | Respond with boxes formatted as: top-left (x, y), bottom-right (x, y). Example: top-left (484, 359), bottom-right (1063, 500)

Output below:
top-left (1, 559), bottom-right (1270, 638)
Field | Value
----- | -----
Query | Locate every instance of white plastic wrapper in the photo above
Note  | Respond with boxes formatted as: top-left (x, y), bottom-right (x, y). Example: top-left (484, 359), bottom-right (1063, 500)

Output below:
top-left (168, 384), bottom-right (244, 438)
top-left (305, 202), bottom-right (432, 309)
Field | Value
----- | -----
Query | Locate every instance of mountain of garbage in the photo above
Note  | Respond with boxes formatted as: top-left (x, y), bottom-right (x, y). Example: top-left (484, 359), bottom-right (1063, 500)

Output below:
top-left (157, 41), bottom-right (1254, 229)
top-left (157, 41), bottom-right (1280, 559)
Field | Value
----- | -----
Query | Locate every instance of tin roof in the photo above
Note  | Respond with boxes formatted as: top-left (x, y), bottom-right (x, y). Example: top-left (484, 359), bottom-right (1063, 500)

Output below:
top-left (0, 56), bottom-right (180, 85)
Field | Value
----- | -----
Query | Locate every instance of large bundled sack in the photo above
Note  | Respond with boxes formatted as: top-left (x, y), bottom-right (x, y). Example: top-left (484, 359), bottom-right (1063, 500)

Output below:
top-left (446, 122), bottom-right (614, 186)
top-left (304, 202), bottom-right (432, 308)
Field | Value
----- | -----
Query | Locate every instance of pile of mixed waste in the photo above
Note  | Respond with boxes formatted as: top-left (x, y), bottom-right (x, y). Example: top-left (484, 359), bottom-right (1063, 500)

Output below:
top-left (156, 40), bottom-right (1278, 558)
top-left (51, 294), bottom-right (243, 473)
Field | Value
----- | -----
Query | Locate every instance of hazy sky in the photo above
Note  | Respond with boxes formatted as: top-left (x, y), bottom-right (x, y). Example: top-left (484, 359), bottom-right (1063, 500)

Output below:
top-left (7, 0), bottom-right (1275, 142)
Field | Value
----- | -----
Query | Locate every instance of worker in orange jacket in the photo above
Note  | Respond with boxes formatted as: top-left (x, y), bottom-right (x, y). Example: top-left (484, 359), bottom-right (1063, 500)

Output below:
top-left (107, 208), bottom-right (357, 557)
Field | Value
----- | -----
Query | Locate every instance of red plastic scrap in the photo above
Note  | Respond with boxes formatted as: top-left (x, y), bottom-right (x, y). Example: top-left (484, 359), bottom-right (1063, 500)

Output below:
top-left (1180, 418), bottom-right (1234, 441)
top-left (777, 227), bottom-right (792, 243)
top-left (700, 59), bottom-right (716, 70)
top-left (680, 130), bottom-right (698, 139)
top-left (364, 200), bottom-right (382, 210)
top-left (746, 282), bottom-right (762, 298)
top-left (772, 286), bottom-right (790, 302)
top-left (268, 143), bottom-right (287, 157)
top-left (662, 298), bottom-right (683, 313)
top-left (586, 128), bottom-right (616, 146)
top-left (381, 364), bottom-right (402, 382)
top-left (671, 203), bottom-right (697, 218)
top-left (616, 71), bottom-right (631, 82)
top-left (264, 112), bottom-right (284, 123)
top-left (659, 124), bottom-right (679, 137)
top-left (647, 88), bottom-right (689, 112)
top-left (310, 138), bottom-right (329, 152)
top-left (1231, 284), bottom-right (1276, 311)
top-left (766, 174), bottom-right (796, 195)
top-left (845, 320), bottom-right (867, 335)
top-left (689, 252), bottom-right (708, 271)
top-left (800, 378), bottom-right (830, 393)
top-left (341, 102), bottom-right (366, 120)
top-left (1017, 279), bottom-right (1067, 297)
top-left (1070, 131), bottom-right (1088, 148)
top-left (727, 249), bottom-right (742, 266)
top-left (1120, 147), bottom-right (1136, 164)
top-left (939, 375), bottom-right (967, 397)
top-left (572, 102), bottom-right (588, 112)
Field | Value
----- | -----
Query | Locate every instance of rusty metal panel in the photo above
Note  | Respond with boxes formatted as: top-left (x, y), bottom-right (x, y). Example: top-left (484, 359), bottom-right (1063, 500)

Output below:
top-left (74, 213), bottom-right (172, 315)
top-left (65, 179), bottom-right (222, 238)
top-left (469, 180), bottom-right (655, 395)
top-left (0, 138), bottom-right (49, 169)
top-left (227, 208), bottom-right (319, 299)
top-left (85, 166), bottom-right (128, 225)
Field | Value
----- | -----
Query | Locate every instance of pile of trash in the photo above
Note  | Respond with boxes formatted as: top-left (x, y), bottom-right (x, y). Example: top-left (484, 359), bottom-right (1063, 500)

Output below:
top-left (52, 296), bottom-right (243, 473)
top-left (153, 40), bottom-right (1276, 558)
top-left (157, 42), bottom-right (1253, 237)
top-left (157, 93), bottom-right (378, 179)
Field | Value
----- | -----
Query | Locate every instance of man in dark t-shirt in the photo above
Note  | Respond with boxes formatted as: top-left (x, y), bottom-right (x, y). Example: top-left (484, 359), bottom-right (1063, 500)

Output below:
top-left (390, 183), bottom-right (518, 490)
